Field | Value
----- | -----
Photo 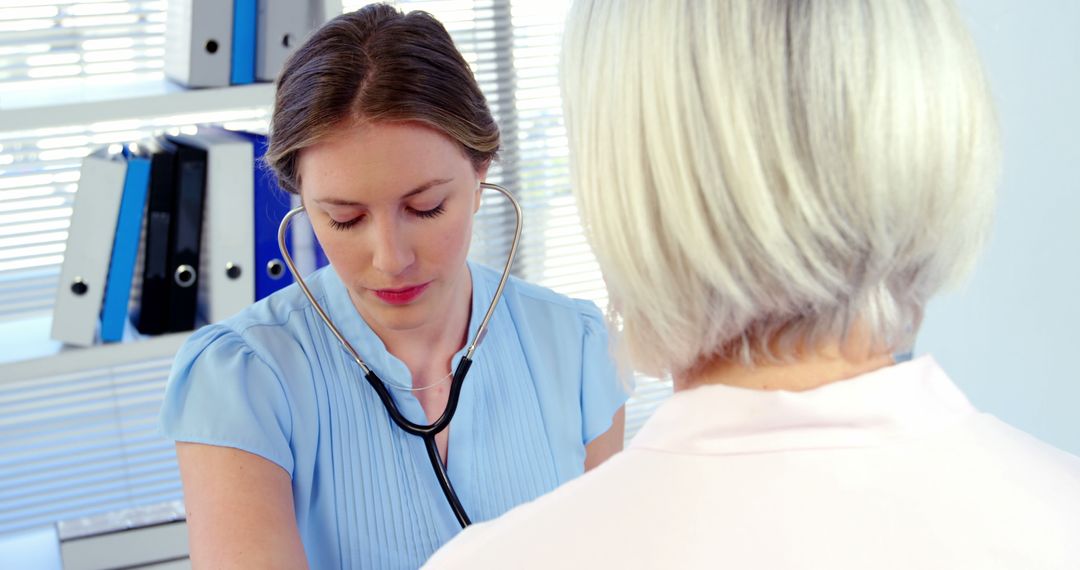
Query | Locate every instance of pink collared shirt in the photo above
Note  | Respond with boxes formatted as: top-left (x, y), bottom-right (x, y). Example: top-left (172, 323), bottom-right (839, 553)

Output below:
top-left (426, 356), bottom-right (1080, 569)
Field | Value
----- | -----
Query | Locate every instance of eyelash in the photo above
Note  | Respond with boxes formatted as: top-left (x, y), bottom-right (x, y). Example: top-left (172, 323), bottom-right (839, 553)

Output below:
top-left (328, 218), bottom-right (359, 231)
top-left (327, 204), bottom-right (446, 231)
top-left (413, 204), bottom-right (445, 220)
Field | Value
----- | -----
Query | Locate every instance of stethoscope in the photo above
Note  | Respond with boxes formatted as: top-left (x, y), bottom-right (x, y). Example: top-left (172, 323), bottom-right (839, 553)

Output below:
top-left (276, 182), bottom-right (522, 528)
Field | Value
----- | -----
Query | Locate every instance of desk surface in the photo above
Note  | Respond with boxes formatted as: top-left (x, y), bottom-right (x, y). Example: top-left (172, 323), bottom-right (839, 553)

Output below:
top-left (0, 525), bottom-right (192, 570)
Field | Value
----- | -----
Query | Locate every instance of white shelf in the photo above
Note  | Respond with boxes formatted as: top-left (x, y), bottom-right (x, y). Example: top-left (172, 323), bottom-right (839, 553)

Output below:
top-left (0, 314), bottom-right (190, 384)
top-left (0, 75), bottom-right (275, 134)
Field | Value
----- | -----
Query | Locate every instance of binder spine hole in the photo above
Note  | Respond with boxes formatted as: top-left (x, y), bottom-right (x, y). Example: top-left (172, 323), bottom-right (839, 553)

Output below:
top-left (205, 40), bottom-right (219, 54)
top-left (267, 260), bottom-right (285, 279)
top-left (175, 265), bottom-right (196, 288)
top-left (70, 279), bottom-right (88, 296)
top-left (226, 263), bottom-right (242, 280)
top-left (282, 34), bottom-right (292, 48)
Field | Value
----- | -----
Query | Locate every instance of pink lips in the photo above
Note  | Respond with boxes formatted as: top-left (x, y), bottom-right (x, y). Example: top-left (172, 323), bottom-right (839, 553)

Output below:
top-left (372, 282), bottom-right (431, 305)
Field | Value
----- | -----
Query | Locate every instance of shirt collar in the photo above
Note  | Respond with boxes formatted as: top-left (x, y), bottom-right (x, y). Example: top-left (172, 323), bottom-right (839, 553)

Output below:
top-left (630, 356), bottom-right (977, 455)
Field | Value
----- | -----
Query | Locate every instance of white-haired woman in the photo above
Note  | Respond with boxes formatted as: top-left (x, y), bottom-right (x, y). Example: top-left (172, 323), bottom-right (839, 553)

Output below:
top-left (425, 0), bottom-right (1080, 568)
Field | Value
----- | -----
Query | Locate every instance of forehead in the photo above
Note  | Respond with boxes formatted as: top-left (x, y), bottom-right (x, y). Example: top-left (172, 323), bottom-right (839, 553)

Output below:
top-left (297, 120), bottom-right (472, 201)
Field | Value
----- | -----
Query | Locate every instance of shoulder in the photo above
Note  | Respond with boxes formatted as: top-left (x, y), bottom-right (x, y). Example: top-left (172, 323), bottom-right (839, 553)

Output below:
top-left (424, 454), bottom-right (636, 569)
top-left (181, 267), bottom-right (338, 366)
top-left (219, 271), bottom-right (324, 336)
top-left (164, 318), bottom-right (301, 475)
top-left (955, 414), bottom-right (1080, 486)
top-left (174, 321), bottom-right (273, 374)
top-left (472, 262), bottom-right (605, 332)
top-left (165, 275), bottom-right (332, 422)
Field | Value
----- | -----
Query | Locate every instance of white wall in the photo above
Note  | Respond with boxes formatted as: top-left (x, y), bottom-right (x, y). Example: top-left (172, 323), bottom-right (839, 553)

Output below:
top-left (917, 0), bottom-right (1080, 454)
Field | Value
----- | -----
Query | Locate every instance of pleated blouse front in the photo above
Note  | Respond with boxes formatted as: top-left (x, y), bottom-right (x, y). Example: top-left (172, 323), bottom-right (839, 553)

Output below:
top-left (160, 262), bottom-right (627, 569)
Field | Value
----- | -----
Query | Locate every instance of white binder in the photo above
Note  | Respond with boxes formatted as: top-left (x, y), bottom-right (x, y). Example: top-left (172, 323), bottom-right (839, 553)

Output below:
top-left (170, 128), bottom-right (255, 325)
top-left (311, 0), bottom-right (344, 29)
top-left (256, 0), bottom-right (317, 81)
top-left (51, 148), bottom-right (128, 347)
top-left (165, 0), bottom-right (234, 88)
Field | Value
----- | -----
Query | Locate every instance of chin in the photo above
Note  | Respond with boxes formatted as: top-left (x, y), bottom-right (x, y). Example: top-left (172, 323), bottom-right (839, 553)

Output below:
top-left (367, 303), bottom-right (430, 331)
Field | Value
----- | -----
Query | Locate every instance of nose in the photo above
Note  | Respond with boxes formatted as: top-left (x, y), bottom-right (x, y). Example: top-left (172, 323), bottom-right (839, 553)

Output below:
top-left (370, 216), bottom-right (415, 276)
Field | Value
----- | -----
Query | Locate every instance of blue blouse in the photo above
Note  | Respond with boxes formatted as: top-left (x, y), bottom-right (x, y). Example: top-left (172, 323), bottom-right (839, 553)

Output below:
top-left (159, 262), bottom-right (628, 569)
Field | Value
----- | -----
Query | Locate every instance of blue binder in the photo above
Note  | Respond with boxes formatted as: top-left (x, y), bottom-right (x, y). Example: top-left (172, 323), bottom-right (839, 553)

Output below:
top-left (238, 132), bottom-right (294, 299)
top-left (230, 0), bottom-right (257, 84)
top-left (99, 149), bottom-right (152, 342)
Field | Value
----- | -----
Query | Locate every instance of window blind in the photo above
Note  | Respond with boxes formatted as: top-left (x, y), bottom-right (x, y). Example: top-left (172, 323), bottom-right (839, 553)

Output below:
top-left (0, 0), bottom-right (673, 536)
top-left (0, 0), bottom-right (165, 86)
top-left (0, 354), bottom-right (181, 536)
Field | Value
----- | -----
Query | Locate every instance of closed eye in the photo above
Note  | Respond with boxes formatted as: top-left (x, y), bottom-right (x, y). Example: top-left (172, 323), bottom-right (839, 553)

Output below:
top-left (327, 204), bottom-right (443, 230)
top-left (328, 216), bottom-right (362, 231)
top-left (409, 203), bottom-right (445, 220)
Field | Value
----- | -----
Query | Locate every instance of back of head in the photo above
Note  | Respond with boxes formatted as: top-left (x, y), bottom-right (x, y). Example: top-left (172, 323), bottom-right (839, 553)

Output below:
top-left (562, 0), bottom-right (1000, 377)
top-left (265, 3), bottom-right (499, 194)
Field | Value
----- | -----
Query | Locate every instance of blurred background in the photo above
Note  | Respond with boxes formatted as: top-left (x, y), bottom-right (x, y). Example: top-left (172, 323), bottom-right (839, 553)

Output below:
top-left (0, 1), bottom-right (1075, 564)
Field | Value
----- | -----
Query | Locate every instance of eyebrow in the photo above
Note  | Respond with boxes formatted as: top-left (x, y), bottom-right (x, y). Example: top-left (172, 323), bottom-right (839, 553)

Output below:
top-left (314, 178), bottom-right (454, 206)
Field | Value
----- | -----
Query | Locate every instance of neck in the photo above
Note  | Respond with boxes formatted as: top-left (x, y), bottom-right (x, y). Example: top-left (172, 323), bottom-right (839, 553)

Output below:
top-left (675, 337), bottom-right (894, 393)
top-left (376, 268), bottom-right (473, 380)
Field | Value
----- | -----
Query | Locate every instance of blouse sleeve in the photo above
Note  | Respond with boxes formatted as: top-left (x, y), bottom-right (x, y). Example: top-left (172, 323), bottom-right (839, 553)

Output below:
top-left (159, 324), bottom-right (295, 475)
top-left (576, 300), bottom-right (632, 445)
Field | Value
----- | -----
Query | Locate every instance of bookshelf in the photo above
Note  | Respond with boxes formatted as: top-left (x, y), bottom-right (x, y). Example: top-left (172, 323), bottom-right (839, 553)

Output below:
top-left (0, 313), bottom-right (191, 384)
top-left (0, 79), bottom-right (274, 541)
top-left (0, 0), bottom-right (340, 552)
top-left (0, 76), bottom-right (275, 134)
top-left (0, 78), bottom-right (273, 380)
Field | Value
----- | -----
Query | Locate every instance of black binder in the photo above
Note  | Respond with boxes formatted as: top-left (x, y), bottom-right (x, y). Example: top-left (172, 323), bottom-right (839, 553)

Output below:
top-left (165, 139), bottom-right (208, 333)
top-left (136, 138), bottom-right (178, 335)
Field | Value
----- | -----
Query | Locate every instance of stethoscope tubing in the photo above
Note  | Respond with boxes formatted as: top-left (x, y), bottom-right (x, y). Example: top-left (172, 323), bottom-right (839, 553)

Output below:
top-left (276, 182), bottom-right (523, 528)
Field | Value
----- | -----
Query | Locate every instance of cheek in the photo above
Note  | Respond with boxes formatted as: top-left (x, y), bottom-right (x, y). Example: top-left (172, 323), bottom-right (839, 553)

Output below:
top-left (312, 226), bottom-right (368, 274)
top-left (419, 209), bottom-right (474, 266)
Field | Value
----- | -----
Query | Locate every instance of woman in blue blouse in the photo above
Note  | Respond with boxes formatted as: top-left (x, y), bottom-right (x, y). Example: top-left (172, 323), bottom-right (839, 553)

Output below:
top-left (159, 5), bottom-right (627, 568)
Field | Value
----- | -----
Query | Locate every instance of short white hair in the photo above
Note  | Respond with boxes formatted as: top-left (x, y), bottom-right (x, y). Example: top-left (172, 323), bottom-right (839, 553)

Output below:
top-left (561, 0), bottom-right (1000, 376)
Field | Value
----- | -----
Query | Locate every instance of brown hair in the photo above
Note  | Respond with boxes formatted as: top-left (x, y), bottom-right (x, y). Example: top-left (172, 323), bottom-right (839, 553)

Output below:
top-left (264, 3), bottom-right (500, 194)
